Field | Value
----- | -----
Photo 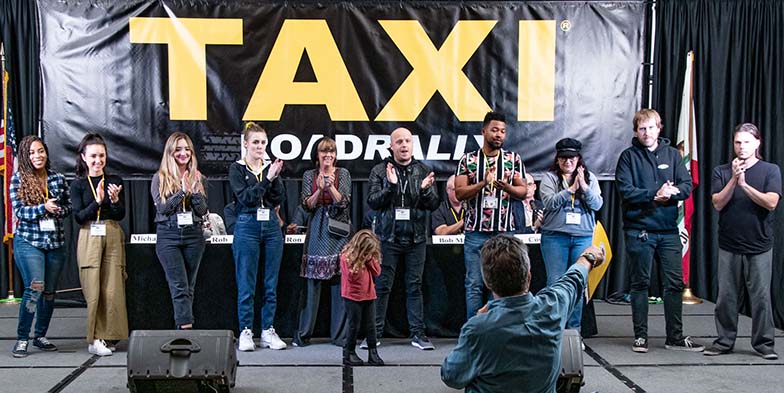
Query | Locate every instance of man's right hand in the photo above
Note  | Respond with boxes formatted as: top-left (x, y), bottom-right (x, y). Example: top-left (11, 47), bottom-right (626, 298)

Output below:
top-left (580, 245), bottom-right (606, 269)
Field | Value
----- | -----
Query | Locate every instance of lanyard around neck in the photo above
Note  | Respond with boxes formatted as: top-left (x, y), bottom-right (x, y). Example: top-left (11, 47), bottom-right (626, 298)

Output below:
top-left (561, 175), bottom-right (576, 209)
top-left (87, 175), bottom-right (105, 221)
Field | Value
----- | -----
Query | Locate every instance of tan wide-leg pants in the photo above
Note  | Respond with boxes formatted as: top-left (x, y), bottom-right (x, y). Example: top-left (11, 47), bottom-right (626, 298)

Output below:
top-left (77, 221), bottom-right (128, 342)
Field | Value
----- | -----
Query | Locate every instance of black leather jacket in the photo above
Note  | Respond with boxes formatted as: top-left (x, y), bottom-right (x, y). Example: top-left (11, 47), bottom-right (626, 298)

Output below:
top-left (367, 157), bottom-right (440, 243)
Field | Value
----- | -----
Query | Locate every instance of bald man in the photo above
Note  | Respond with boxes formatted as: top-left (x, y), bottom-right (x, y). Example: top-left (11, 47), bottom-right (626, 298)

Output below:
top-left (367, 128), bottom-right (441, 350)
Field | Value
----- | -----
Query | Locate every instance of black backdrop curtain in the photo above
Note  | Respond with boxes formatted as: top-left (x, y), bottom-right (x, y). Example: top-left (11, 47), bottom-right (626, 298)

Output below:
top-left (652, 0), bottom-right (784, 328)
top-left (0, 0), bottom-right (40, 139)
top-left (1, 0), bottom-right (41, 299)
top-left (3, 0), bottom-right (784, 332)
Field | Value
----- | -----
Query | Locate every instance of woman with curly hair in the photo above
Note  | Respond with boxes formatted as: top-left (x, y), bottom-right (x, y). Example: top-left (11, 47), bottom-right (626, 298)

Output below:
top-left (11, 136), bottom-right (72, 358)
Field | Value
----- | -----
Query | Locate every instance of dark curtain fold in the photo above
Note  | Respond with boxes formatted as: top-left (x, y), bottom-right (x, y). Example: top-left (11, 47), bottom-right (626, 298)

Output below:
top-left (0, 0), bottom-right (41, 139)
top-left (1, 0), bottom-right (41, 299)
top-left (652, 0), bottom-right (784, 328)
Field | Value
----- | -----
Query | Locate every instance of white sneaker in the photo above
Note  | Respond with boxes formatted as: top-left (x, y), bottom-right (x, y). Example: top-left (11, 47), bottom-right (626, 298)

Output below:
top-left (238, 328), bottom-right (255, 351)
top-left (88, 339), bottom-right (112, 356)
top-left (261, 327), bottom-right (287, 350)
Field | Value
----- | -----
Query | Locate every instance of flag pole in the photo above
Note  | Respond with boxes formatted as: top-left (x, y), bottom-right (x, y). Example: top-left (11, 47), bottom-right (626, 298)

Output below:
top-left (1, 45), bottom-right (18, 304)
top-left (679, 51), bottom-right (702, 305)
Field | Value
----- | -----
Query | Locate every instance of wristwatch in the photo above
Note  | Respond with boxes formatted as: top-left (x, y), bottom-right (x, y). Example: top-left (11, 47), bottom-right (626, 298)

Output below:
top-left (580, 252), bottom-right (598, 267)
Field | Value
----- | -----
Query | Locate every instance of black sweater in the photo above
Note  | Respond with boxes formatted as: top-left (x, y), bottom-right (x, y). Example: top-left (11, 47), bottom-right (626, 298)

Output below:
top-left (229, 160), bottom-right (286, 215)
top-left (615, 137), bottom-right (692, 232)
top-left (70, 175), bottom-right (126, 224)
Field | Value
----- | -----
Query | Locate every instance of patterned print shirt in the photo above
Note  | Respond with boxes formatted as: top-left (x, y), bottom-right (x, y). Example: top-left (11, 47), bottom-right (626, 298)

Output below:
top-left (456, 149), bottom-right (525, 232)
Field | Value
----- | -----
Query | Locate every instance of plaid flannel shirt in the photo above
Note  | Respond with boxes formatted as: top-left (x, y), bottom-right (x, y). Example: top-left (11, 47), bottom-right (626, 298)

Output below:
top-left (10, 171), bottom-right (72, 249)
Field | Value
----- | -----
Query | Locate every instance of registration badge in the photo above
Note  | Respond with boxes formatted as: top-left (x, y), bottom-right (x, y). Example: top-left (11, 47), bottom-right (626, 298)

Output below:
top-left (39, 218), bottom-right (56, 232)
top-left (257, 208), bottom-right (271, 221)
top-left (482, 197), bottom-right (498, 209)
top-left (565, 212), bottom-right (582, 225)
top-left (177, 212), bottom-right (194, 226)
top-left (395, 208), bottom-right (411, 221)
top-left (90, 222), bottom-right (107, 236)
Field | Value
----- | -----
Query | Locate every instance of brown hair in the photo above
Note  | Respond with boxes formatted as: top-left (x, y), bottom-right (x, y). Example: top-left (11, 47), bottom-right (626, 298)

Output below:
top-left (734, 123), bottom-right (763, 159)
top-left (16, 136), bottom-right (49, 206)
top-left (632, 109), bottom-right (662, 131)
top-left (480, 235), bottom-right (531, 297)
top-left (341, 229), bottom-right (381, 274)
top-left (311, 137), bottom-right (337, 166)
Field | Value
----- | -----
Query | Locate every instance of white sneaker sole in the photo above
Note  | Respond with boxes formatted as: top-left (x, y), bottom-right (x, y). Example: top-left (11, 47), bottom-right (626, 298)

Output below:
top-left (262, 342), bottom-right (287, 350)
top-left (88, 347), bottom-right (113, 356)
top-left (411, 342), bottom-right (435, 350)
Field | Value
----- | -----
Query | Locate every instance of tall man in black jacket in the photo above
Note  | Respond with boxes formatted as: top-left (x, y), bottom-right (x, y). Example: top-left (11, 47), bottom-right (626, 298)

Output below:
top-left (615, 109), bottom-right (704, 353)
top-left (366, 127), bottom-right (440, 350)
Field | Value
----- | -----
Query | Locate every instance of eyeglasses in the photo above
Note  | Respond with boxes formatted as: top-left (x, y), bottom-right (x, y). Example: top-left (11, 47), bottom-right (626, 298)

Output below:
top-left (557, 156), bottom-right (578, 162)
top-left (319, 148), bottom-right (336, 153)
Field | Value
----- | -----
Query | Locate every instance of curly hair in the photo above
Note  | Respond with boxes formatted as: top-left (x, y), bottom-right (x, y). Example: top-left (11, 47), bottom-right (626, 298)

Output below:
top-left (341, 229), bottom-right (381, 274)
top-left (16, 136), bottom-right (50, 206)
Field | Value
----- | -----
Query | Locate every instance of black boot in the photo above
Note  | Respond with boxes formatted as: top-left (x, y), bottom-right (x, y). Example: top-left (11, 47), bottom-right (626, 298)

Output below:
top-left (367, 348), bottom-right (384, 366)
top-left (343, 348), bottom-right (364, 366)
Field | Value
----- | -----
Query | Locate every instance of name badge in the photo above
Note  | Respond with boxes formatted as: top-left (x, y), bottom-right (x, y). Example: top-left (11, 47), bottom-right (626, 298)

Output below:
top-left (90, 222), bottom-right (107, 236)
top-left (565, 212), bottom-right (582, 225)
top-left (395, 208), bottom-right (411, 221)
top-left (39, 218), bottom-right (56, 232)
top-left (177, 212), bottom-right (194, 226)
top-left (482, 196), bottom-right (498, 209)
top-left (257, 208), bottom-right (271, 221)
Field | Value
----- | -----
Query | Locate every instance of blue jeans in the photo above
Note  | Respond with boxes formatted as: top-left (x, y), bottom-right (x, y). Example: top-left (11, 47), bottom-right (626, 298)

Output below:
top-left (156, 222), bottom-right (206, 327)
top-left (375, 241), bottom-right (426, 337)
top-left (14, 237), bottom-right (66, 340)
top-left (464, 231), bottom-right (500, 320)
top-left (625, 230), bottom-right (684, 341)
top-left (540, 230), bottom-right (593, 330)
top-left (233, 214), bottom-right (283, 331)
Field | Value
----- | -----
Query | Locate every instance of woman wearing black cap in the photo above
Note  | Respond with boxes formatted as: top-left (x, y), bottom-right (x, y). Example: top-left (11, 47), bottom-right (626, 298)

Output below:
top-left (539, 138), bottom-right (603, 332)
top-left (292, 136), bottom-right (352, 347)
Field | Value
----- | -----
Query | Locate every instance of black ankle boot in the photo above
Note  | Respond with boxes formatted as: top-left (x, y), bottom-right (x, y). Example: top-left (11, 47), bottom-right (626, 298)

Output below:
top-left (343, 348), bottom-right (364, 366)
top-left (367, 348), bottom-right (384, 366)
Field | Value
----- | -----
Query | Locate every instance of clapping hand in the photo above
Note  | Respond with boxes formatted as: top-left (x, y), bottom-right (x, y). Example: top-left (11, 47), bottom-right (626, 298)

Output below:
top-left (96, 179), bottom-right (105, 204)
top-left (420, 172), bottom-right (435, 189)
top-left (266, 159), bottom-right (284, 181)
top-left (107, 183), bottom-right (123, 204)
top-left (386, 163), bottom-right (398, 185)
top-left (732, 158), bottom-right (747, 186)
top-left (654, 181), bottom-right (680, 202)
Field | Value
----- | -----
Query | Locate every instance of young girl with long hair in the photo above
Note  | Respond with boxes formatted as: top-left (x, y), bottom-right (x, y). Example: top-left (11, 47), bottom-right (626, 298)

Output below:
top-left (151, 132), bottom-right (208, 329)
top-left (230, 122), bottom-right (287, 351)
top-left (10, 136), bottom-right (72, 358)
top-left (340, 229), bottom-right (383, 366)
top-left (71, 133), bottom-right (127, 356)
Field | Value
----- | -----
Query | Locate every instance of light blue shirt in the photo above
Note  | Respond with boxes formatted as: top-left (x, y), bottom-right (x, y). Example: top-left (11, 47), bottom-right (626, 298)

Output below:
top-left (441, 264), bottom-right (588, 393)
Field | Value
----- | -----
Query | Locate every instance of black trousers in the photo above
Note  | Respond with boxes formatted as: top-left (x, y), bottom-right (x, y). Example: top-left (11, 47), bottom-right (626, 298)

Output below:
top-left (344, 298), bottom-right (376, 351)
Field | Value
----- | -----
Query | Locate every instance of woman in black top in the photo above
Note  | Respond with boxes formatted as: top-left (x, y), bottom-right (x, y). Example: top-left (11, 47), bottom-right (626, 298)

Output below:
top-left (71, 133), bottom-right (127, 356)
top-left (231, 122), bottom-right (287, 351)
top-left (151, 132), bottom-right (208, 329)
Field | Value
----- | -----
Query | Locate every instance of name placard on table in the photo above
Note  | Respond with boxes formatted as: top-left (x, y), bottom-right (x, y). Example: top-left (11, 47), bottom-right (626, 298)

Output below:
top-left (432, 234), bottom-right (541, 245)
top-left (130, 233), bottom-right (538, 245)
top-left (130, 234), bottom-right (306, 244)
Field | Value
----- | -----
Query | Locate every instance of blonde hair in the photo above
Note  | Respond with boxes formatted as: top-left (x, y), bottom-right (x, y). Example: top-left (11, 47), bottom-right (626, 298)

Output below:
top-left (157, 132), bottom-right (204, 201)
top-left (341, 229), bottom-right (381, 274)
top-left (243, 121), bottom-right (266, 140)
